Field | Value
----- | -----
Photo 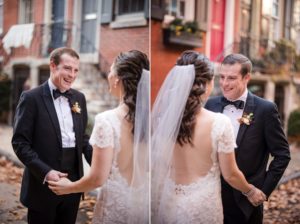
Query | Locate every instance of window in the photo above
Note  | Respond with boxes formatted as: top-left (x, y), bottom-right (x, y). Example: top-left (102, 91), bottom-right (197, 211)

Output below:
top-left (240, 0), bottom-right (252, 56)
top-left (108, 0), bottom-right (148, 29)
top-left (118, 0), bottom-right (145, 15)
top-left (0, 0), bottom-right (3, 34)
top-left (19, 0), bottom-right (33, 24)
top-left (271, 0), bottom-right (279, 41)
top-left (292, 1), bottom-right (300, 42)
top-left (261, 0), bottom-right (279, 49)
top-left (166, 0), bottom-right (191, 20)
top-left (195, 0), bottom-right (208, 31)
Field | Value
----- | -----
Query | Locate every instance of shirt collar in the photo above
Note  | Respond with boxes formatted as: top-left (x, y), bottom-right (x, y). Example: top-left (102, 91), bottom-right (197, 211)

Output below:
top-left (236, 89), bottom-right (248, 102)
top-left (48, 79), bottom-right (58, 99)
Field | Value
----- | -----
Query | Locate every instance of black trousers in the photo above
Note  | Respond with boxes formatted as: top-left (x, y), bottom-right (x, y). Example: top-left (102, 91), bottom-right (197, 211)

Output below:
top-left (28, 147), bottom-right (81, 224)
top-left (222, 182), bottom-right (263, 224)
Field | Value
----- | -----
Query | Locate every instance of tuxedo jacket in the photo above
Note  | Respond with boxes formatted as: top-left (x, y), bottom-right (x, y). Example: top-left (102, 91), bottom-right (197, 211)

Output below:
top-left (12, 81), bottom-right (92, 211)
top-left (205, 92), bottom-right (290, 218)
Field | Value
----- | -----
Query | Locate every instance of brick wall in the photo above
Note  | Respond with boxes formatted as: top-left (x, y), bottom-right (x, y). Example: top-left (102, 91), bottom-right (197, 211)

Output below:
top-left (151, 20), bottom-right (206, 104)
top-left (3, 0), bottom-right (18, 33)
top-left (99, 24), bottom-right (149, 71)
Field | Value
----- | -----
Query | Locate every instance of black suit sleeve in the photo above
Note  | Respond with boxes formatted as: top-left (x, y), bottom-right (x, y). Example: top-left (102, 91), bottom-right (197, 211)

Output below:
top-left (81, 94), bottom-right (93, 165)
top-left (262, 103), bottom-right (291, 197)
top-left (11, 92), bottom-right (52, 182)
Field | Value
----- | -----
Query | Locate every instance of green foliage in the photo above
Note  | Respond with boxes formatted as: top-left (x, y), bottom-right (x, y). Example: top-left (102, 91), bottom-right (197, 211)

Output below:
top-left (168, 18), bottom-right (201, 37)
top-left (287, 109), bottom-right (300, 138)
top-left (252, 39), bottom-right (298, 74)
top-left (267, 39), bottom-right (295, 65)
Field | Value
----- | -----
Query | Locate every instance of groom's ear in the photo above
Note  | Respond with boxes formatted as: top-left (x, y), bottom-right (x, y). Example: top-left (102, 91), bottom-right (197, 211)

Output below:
top-left (244, 73), bottom-right (251, 83)
top-left (50, 60), bottom-right (57, 72)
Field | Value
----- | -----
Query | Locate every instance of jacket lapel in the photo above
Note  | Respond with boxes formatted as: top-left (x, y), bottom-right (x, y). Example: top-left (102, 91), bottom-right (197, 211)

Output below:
top-left (42, 82), bottom-right (62, 147)
top-left (212, 97), bottom-right (224, 113)
top-left (236, 92), bottom-right (255, 147)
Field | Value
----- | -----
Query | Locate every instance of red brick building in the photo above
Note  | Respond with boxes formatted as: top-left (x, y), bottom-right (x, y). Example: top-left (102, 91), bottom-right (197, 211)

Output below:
top-left (0, 0), bottom-right (149, 123)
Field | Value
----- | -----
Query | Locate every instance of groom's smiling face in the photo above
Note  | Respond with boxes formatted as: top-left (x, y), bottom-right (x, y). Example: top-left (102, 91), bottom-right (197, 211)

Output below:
top-left (50, 53), bottom-right (79, 92)
top-left (219, 63), bottom-right (250, 101)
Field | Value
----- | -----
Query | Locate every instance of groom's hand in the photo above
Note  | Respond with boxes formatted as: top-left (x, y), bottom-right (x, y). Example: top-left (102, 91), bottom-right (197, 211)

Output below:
top-left (45, 170), bottom-right (68, 182)
top-left (247, 188), bottom-right (266, 207)
top-left (48, 177), bottom-right (73, 195)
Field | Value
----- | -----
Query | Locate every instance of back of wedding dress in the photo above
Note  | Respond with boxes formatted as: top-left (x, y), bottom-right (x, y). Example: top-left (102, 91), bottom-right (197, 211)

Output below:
top-left (153, 111), bottom-right (235, 224)
top-left (91, 110), bottom-right (149, 224)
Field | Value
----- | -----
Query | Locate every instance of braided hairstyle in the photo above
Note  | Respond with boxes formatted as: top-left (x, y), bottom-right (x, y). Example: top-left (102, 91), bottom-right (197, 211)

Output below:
top-left (176, 50), bottom-right (214, 146)
top-left (113, 50), bottom-right (149, 133)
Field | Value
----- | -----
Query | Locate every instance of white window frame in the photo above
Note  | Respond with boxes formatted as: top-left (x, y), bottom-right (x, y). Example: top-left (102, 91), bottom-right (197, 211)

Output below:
top-left (18, 0), bottom-right (33, 24)
top-left (110, 0), bottom-right (147, 29)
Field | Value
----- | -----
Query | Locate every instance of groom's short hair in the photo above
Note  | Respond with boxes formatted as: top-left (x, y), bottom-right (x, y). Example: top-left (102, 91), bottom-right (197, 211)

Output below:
top-left (222, 54), bottom-right (252, 77)
top-left (50, 47), bottom-right (80, 66)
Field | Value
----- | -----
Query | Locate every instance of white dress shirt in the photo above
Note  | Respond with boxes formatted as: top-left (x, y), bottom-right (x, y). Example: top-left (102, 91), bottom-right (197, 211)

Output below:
top-left (48, 79), bottom-right (76, 148)
top-left (222, 89), bottom-right (248, 139)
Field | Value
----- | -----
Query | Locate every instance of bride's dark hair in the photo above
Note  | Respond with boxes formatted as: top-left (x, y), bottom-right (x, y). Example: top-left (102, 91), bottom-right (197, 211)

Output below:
top-left (113, 50), bottom-right (149, 133)
top-left (176, 50), bottom-right (214, 146)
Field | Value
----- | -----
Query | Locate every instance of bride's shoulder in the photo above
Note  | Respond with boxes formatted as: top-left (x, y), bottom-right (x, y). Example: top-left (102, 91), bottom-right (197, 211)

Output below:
top-left (94, 109), bottom-right (116, 122)
top-left (202, 110), bottom-right (230, 125)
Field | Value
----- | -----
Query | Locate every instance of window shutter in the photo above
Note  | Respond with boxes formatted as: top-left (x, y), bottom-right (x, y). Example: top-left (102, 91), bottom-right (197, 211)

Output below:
top-left (144, 0), bottom-right (149, 18)
top-left (101, 0), bottom-right (113, 24)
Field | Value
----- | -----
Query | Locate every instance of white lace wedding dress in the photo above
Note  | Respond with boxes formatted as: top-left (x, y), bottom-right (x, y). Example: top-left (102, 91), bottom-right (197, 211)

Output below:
top-left (89, 110), bottom-right (147, 224)
top-left (157, 114), bottom-right (236, 224)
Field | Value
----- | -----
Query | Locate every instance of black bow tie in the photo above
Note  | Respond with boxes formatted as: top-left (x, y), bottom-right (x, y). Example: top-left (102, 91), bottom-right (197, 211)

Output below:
top-left (53, 89), bottom-right (72, 100)
top-left (221, 97), bottom-right (245, 109)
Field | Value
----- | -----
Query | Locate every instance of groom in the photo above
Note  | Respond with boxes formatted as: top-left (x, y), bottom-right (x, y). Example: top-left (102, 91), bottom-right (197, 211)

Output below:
top-left (12, 47), bottom-right (92, 224)
top-left (205, 53), bottom-right (290, 224)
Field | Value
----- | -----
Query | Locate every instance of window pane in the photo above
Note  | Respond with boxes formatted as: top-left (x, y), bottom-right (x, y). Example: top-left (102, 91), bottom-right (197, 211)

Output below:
top-left (119, 0), bottom-right (145, 15)
top-left (20, 0), bottom-right (33, 24)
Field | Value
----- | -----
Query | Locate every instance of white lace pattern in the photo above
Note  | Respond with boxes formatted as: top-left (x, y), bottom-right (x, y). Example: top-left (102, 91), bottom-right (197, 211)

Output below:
top-left (89, 110), bottom-right (145, 224)
top-left (158, 113), bottom-right (236, 224)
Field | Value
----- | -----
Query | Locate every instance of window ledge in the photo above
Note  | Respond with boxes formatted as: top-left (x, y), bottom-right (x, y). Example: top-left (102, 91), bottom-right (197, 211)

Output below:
top-left (110, 13), bottom-right (147, 29)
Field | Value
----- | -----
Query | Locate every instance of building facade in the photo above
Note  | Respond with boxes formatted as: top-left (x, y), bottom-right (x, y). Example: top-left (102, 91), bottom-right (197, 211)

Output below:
top-left (0, 0), bottom-right (149, 124)
top-left (151, 0), bottom-right (300, 130)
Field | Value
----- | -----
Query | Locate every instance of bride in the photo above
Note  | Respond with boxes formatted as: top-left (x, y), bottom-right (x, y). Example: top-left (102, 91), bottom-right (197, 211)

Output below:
top-left (49, 50), bottom-right (150, 224)
top-left (151, 51), bottom-right (265, 223)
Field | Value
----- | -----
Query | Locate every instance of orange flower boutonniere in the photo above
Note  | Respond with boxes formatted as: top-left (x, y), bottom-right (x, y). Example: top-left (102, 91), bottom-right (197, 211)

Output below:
top-left (71, 102), bottom-right (81, 114)
top-left (238, 112), bottom-right (254, 125)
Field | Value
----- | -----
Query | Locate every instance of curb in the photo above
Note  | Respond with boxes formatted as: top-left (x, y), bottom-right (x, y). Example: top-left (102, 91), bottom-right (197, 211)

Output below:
top-left (0, 148), bottom-right (24, 168)
top-left (279, 171), bottom-right (300, 184)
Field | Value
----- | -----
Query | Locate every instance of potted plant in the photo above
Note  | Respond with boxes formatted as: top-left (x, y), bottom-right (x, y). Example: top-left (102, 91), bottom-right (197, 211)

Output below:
top-left (162, 17), bottom-right (203, 48)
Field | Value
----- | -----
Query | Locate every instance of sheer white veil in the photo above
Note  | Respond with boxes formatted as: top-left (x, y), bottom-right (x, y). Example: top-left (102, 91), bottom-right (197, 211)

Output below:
top-left (127, 69), bottom-right (150, 224)
top-left (151, 65), bottom-right (195, 222)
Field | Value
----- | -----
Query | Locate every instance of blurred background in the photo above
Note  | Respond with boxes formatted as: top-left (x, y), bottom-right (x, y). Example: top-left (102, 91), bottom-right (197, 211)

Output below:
top-left (151, 2), bottom-right (300, 222)
top-left (0, 0), bottom-right (149, 128)
top-left (151, 0), bottom-right (300, 138)
top-left (0, 1), bottom-right (149, 222)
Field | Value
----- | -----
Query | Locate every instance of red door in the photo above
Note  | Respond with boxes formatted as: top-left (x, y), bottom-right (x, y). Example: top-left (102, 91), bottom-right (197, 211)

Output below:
top-left (210, 0), bottom-right (226, 61)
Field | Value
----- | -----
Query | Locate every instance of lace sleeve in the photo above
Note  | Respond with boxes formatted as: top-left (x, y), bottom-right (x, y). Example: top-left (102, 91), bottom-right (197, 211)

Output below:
top-left (215, 114), bottom-right (236, 153)
top-left (89, 114), bottom-right (114, 149)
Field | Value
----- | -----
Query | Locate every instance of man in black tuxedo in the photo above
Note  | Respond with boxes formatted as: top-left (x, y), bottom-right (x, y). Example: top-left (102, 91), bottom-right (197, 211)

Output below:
top-left (12, 47), bottom-right (92, 224)
top-left (205, 53), bottom-right (290, 224)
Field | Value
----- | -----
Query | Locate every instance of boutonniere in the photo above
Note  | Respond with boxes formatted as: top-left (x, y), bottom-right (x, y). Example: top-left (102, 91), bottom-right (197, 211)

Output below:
top-left (71, 102), bottom-right (81, 114)
top-left (238, 112), bottom-right (254, 125)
